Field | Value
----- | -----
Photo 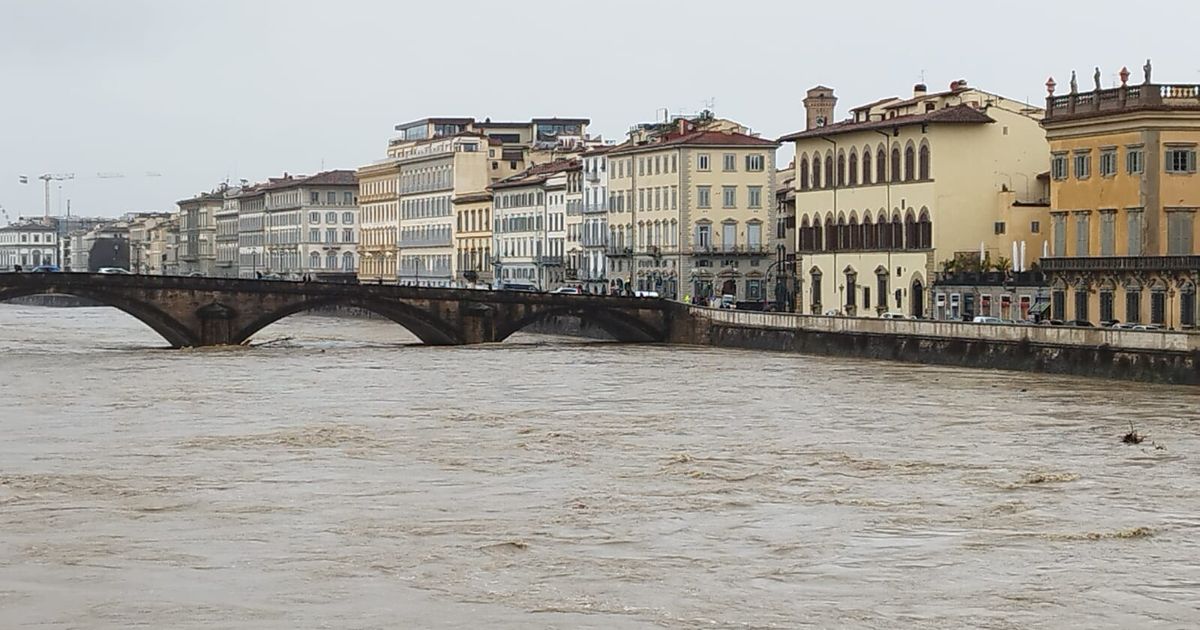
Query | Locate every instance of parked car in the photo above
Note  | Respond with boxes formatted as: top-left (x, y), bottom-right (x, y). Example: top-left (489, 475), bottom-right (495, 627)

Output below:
top-left (972, 316), bottom-right (1004, 324)
top-left (497, 281), bottom-right (539, 292)
top-left (551, 286), bottom-right (582, 295)
top-left (97, 267), bottom-right (131, 275)
top-left (30, 264), bottom-right (61, 273)
top-left (1132, 324), bottom-right (1164, 331)
top-left (185, 271), bottom-right (205, 278)
top-left (1065, 319), bottom-right (1095, 327)
top-left (634, 290), bottom-right (659, 298)
top-left (1040, 319), bottom-right (1066, 326)
top-left (823, 309), bottom-right (841, 316)
top-left (880, 312), bottom-right (906, 320)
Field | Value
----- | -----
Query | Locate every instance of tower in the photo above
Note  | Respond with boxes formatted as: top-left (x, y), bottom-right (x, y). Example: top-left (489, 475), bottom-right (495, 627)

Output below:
top-left (803, 86), bottom-right (837, 131)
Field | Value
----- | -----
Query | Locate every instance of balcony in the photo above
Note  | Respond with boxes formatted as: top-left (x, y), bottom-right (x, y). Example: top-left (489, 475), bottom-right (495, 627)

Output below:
top-left (689, 245), bottom-right (770, 256)
top-left (535, 255), bottom-right (564, 266)
top-left (606, 245), bottom-right (633, 256)
top-left (1045, 83), bottom-right (1200, 123)
top-left (397, 234), bottom-right (454, 248)
top-left (581, 233), bottom-right (608, 247)
top-left (1039, 255), bottom-right (1200, 273)
top-left (581, 203), bottom-right (608, 215)
top-left (934, 270), bottom-right (1046, 287)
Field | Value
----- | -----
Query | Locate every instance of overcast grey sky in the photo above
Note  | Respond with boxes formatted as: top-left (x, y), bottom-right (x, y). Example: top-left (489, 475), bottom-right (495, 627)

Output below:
top-left (1, 0), bottom-right (1195, 218)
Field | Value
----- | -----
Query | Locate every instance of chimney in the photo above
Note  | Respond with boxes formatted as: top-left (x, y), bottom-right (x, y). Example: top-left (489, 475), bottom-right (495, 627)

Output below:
top-left (950, 79), bottom-right (968, 91)
top-left (913, 83), bottom-right (928, 98)
top-left (803, 86), bottom-right (837, 131)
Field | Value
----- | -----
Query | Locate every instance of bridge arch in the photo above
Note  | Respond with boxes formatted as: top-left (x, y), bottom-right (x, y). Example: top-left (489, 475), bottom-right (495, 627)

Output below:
top-left (493, 304), bottom-right (665, 344)
top-left (0, 286), bottom-right (198, 347)
top-left (230, 296), bottom-right (463, 346)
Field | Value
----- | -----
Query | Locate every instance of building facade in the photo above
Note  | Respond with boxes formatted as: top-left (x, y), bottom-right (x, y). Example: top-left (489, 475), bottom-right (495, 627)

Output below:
top-left (177, 189), bottom-right (222, 276)
top-left (0, 219), bottom-right (58, 270)
top-left (781, 81), bottom-right (1048, 317)
top-left (491, 159), bottom-right (580, 290)
top-left (237, 185), bottom-right (266, 278)
top-left (774, 168), bottom-right (798, 310)
top-left (1040, 65), bottom-right (1200, 328)
top-left (356, 160), bottom-right (400, 283)
top-left (214, 186), bottom-right (241, 278)
top-left (263, 171), bottom-right (359, 281)
top-left (127, 213), bottom-right (174, 274)
top-left (606, 113), bottom-right (778, 300)
top-left (453, 191), bottom-right (493, 287)
top-left (580, 146), bottom-right (612, 293)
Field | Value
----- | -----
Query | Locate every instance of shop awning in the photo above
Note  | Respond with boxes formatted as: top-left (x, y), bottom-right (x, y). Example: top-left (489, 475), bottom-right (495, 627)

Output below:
top-left (1029, 301), bottom-right (1051, 315)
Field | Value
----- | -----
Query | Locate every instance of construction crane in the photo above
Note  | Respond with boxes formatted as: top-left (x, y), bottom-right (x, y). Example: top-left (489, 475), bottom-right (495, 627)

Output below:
top-left (18, 172), bottom-right (163, 218)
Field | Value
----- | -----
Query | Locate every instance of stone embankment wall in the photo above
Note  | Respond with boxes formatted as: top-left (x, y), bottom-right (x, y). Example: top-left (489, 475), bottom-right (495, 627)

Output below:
top-left (5, 295), bottom-right (99, 307)
top-left (669, 305), bottom-right (1200, 385)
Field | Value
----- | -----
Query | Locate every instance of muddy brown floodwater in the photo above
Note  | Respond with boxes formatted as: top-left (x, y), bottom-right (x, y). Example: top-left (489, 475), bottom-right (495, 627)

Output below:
top-left (1, 303), bottom-right (1198, 629)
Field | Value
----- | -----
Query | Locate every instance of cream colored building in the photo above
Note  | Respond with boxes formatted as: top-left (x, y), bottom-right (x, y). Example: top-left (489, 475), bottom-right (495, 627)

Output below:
top-left (214, 186), bottom-right (241, 278)
top-left (606, 113), bottom-right (778, 300)
top-left (356, 159), bottom-right (400, 282)
top-left (126, 213), bottom-right (174, 274)
top-left (781, 81), bottom-right (1048, 317)
top-left (262, 171), bottom-right (359, 280)
top-left (177, 189), bottom-right (223, 275)
top-left (1041, 66), bottom-right (1200, 327)
top-left (491, 159), bottom-right (579, 290)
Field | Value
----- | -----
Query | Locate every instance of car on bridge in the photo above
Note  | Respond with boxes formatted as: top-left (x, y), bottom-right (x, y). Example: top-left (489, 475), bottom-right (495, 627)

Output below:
top-left (98, 267), bottom-right (132, 275)
top-left (551, 286), bottom-right (582, 295)
top-left (497, 281), bottom-right (539, 292)
top-left (30, 264), bottom-right (62, 273)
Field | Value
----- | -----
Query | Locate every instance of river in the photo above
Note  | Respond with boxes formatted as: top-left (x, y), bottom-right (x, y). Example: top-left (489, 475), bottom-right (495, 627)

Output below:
top-left (0, 304), bottom-right (1198, 629)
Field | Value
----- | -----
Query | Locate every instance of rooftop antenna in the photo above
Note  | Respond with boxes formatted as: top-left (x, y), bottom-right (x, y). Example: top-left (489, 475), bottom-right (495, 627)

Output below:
top-left (920, 69), bottom-right (926, 83)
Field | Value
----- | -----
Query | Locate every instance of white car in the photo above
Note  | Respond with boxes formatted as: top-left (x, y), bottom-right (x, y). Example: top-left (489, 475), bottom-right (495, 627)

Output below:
top-left (634, 290), bottom-right (660, 298)
top-left (880, 312), bottom-right (906, 319)
top-left (972, 316), bottom-right (1004, 324)
top-left (550, 286), bottom-right (581, 295)
top-left (97, 267), bottom-right (132, 275)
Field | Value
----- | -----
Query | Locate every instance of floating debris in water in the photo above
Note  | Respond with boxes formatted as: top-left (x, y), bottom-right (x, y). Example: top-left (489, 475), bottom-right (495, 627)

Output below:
top-left (1123, 420), bottom-right (1145, 445)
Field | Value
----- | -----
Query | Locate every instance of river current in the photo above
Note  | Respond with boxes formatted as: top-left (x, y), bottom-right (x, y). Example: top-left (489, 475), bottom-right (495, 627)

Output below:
top-left (0, 304), bottom-right (1198, 629)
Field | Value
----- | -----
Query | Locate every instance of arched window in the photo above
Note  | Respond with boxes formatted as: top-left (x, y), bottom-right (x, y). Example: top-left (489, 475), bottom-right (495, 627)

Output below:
top-left (825, 215), bottom-right (836, 251)
top-left (837, 151), bottom-right (846, 187)
top-left (918, 142), bottom-right (931, 180)
top-left (836, 213), bottom-right (848, 250)
top-left (799, 216), bottom-right (811, 251)
top-left (799, 157), bottom-right (810, 191)
top-left (1181, 280), bottom-right (1197, 327)
top-left (824, 151), bottom-right (834, 189)
top-left (812, 217), bottom-right (823, 252)
top-left (891, 145), bottom-right (902, 182)
top-left (904, 210), bottom-right (918, 250)
top-left (877, 146), bottom-right (887, 183)
top-left (309, 251), bottom-right (321, 268)
top-left (812, 154), bottom-right (822, 189)
top-left (891, 212), bottom-right (904, 249)
top-left (810, 268), bottom-right (823, 312)
top-left (861, 148), bottom-right (872, 185)
top-left (849, 213), bottom-right (860, 249)
top-left (848, 150), bottom-right (859, 186)
top-left (904, 143), bottom-right (916, 182)
top-left (863, 214), bottom-right (875, 249)
top-left (918, 208), bottom-right (932, 249)
top-left (327, 252), bottom-right (338, 270)
top-left (877, 211), bottom-right (889, 249)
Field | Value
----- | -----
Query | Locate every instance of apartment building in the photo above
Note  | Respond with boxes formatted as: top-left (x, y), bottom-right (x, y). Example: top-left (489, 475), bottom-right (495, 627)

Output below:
top-left (606, 113), bottom-right (778, 300)
top-left (262, 170), bottom-right (359, 281)
top-left (237, 185), bottom-right (266, 278)
top-left (0, 219), bottom-right (57, 270)
top-left (1040, 64), bottom-right (1200, 328)
top-left (774, 168), bottom-right (798, 310)
top-left (491, 159), bottom-right (579, 290)
top-left (580, 146), bottom-right (612, 293)
top-left (214, 186), bottom-right (241, 278)
top-left (454, 191), bottom-right (493, 286)
top-left (126, 213), bottom-right (174, 274)
top-left (780, 81), bottom-right (1047, 317)
top-left (144, 213), bottom-right (180, 275)
top-left (177, 188), bottom-right (223, 275)
top-left (564, 165), bottom-right (584, 286)
top-left (356, 159), bottom-right (400, 283)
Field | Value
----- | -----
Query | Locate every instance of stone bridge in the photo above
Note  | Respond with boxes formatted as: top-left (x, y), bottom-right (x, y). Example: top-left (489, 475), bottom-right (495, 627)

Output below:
top-left (0, 273), bottom-right (674, 348)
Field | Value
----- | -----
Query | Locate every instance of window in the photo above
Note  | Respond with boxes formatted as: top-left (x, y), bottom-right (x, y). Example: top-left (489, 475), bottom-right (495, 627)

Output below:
top-left (1151, 290), bottom-right (1166, 324)
top-left (1183, 284), bottom-right (1197, 327)
top-left (1052, 214), bottom-right (1067, 257)
top-left (1126, 290), bottom-right (1142, 323)
top-left (723, 154), bottom-right (736, 172)
top-left (877, 273), bottom-right (889, 309)
top-left (1074, 213), bottom-right (1090, 256)
top-left (918, 144), bottom-right (930, 180)
top-left (310, 192), bottom-right (320, 204)
top-left (309, 212), bottom-right (320, 223)
top-left (697, 186), bottom-right (711, 208)
top-left (326, 212), bottom-right (337, 223)
top-left (343, 228), bottom-right (353, 242)
top-left (994, 222), bottom-right (1006, 235)
top-left (1100, 211), bottom-right (1116, 256)
top-left (1100, 150), bottom-right (1117, 177)
top-left (748, 223), bottom-right (762, 249)
top-left (722, 186), bottom-right (736, 209)
top-left (309, 251), bottom-right (321, 268)
top-left (1167, 211), bottom-right (1195, 255)
top-left (748, 186), bottom-right (762, 209)
top-left (309, 228), bottom-right (320, 242)
top-left (811, 272), bottom-right (823, 309)
top-left (1166, 147), bottom-right (1197, 173)
top-left (1052, 290), bottom-right (1066, 320)
top-left (1126, 147), bottom-right (1144, 174)
top-left (343, 212), bottom-right (354, 224)
top-left (343, 192), bottom-right (353, 204)
top-left (848, 152), bottom-right (859, 186)
top-left (722, 222), bottom-right (736, 251)
top-left (698, 154), bottom-right (710, 171)
top-left (326, 191), bottom-right (336, 204)
top-left (326, 228), bottom-right (336, 244)
top-left (747, 279), bottom-right (762, 300)
top-left (1031, 221), bottom-right (1040, 234)
top-left (671, 186), bottom-right (678, 210)
top-left (746, 154), bottom-right (765, 171)
top-left (1127, 209), bottom-right (1143, 255)
top-left (904, 145), bottom-right (915, 181)
top-left (696, 224), bottom-right (711, 249)
top-left (1051, 153), bottom-right (1068, 180)
top-left (890, 147), bottom-right (901, 182)
top-left (1073, 151), bottom-right (1091, 179)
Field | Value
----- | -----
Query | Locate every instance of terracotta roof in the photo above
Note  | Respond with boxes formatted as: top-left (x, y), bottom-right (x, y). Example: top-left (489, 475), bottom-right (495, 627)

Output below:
top-left (778, 105), bottom-right (994, 142)
top-left (453, 191), bottom-right (493, 204)
top-left (850, 96), bottom-right (901, 113)
top-left (489, 158), bottom-right (580, 190)
top-left (301, 170), bottom-right (357, 186)
top-left (581, 144), bottom-right (617, 156)
top-left (609, 129), bottom-right (778, 156)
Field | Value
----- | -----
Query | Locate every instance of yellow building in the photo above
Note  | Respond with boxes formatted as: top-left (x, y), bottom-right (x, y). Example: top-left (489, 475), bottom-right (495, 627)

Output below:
top-left (355, 159), bottom-right (400, 282)
top-left (454, 191), bottom-right (493, 286)
top-left (781, 81), bottom-right (1048, 317)
top-left (606, 113), bottom-right (779, 300)
top-left (1040, 65), bottom-right (1200, 328)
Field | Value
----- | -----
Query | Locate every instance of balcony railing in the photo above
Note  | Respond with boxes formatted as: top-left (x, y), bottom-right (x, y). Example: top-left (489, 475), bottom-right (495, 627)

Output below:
top-left (397, 234), bottom-right (453, 248)
top-left (581, 203), bottom-right (608, 215)
top-left (1039, 255), bottom-right (1200, 273)
top-left (1046, 83), bottom-right (1200, 121)
top-left (690, 244), bottom-right (769, 256)
top-left (535, 255), bottom-right (564, 266)
top-left (934, 270), bottom-right (1046, 287)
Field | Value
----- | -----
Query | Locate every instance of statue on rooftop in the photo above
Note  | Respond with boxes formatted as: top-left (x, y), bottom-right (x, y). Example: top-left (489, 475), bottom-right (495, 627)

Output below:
top-left (1143, 59), bottom-right (1153, 84)
top-left (1069, 71), bottom-right (1078, 94)
top-left (1094, 67), bottom-right (1102, 91)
